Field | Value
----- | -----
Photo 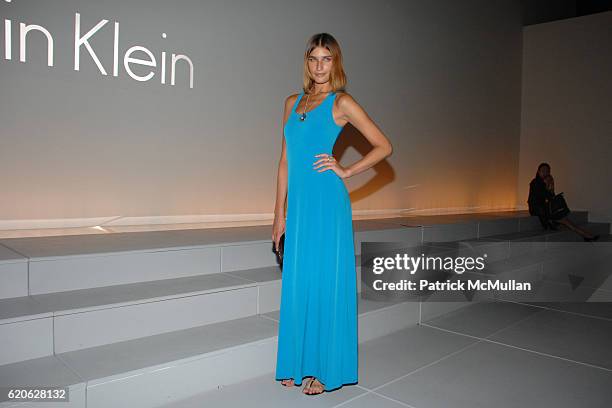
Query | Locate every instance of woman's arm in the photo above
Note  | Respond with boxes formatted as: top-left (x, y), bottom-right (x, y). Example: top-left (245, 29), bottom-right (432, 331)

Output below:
top-left (337, 93), bottom-right (393, 178)
top-left (273, 95), bottom-right (296, 220)
top-left (274, 139), bottom-right (288, 220)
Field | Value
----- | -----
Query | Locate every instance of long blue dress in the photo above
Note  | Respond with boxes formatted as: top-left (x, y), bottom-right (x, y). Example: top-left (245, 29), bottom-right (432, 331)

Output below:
top-left (275, 90), bottom-right (358, 391)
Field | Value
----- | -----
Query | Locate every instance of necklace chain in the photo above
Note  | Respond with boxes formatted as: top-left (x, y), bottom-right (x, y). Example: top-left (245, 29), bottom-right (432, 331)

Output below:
top-left (299, 88), bottom-right (332, 121)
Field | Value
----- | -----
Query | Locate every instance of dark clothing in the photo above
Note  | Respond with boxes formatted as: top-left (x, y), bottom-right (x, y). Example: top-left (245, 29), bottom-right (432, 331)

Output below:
top-left (527, 175), bottom-right (555, 229)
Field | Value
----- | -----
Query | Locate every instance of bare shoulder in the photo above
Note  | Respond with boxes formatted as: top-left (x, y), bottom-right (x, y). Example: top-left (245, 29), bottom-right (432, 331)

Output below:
top-left (284, 92), bottom-right (301, 109)
top-left (334, 91), bottom-right (364, 116)
top-left (335, 91), bottom-right (361, 108)
top-left (335, 91), bottom-right (353, 105)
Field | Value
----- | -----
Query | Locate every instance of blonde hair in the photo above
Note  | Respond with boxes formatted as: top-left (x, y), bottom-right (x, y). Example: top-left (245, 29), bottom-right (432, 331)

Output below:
top-left (302, 33), bottom-right (347, 93)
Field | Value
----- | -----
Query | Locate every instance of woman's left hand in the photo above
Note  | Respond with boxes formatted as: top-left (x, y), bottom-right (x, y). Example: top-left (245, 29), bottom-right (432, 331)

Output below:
top-left (313, 153), bottom-right (350, 179)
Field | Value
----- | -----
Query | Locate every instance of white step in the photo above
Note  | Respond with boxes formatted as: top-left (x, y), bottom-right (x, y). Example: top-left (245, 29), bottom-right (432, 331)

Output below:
top-left (0, 268), bottom-right (279, 363)
top-left (0, 296), bottom-right (421, 408)
top-left (0, 227), bottom-right (280, 296)
top-left (0, 211), bottom-right (571, 299)
top-left (0, 245), bottom-right (28, 299)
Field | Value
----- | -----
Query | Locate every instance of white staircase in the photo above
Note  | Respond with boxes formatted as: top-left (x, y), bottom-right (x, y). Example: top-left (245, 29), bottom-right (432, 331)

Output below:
top-left (0, 211), bottom-right (609, 407)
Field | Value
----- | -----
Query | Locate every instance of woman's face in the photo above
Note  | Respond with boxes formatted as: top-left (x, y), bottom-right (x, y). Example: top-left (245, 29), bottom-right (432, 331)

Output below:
top-left (307, 46), bottom-right (333, 85)
top-left (538, 165), bottom-right (550, 178)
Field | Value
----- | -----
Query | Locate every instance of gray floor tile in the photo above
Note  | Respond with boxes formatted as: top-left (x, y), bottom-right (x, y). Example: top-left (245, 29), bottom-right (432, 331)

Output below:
top-left (358, 325), bottom-right (477, 389)
top-left (525, 301), bottom-right (612, 320)
top-left (376, 341), bottom-right (612, 408)
top-left (489, 309), bottom-right (612, 369)
top-left (160, 371), bottom-right (366, 407)
top-left (423, 300), bottom-right (540, 338)
top-left (336, 392), bottom-right (412, 408)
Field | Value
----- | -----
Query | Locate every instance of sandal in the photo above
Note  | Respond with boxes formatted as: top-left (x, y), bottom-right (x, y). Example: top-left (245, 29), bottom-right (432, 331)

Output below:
top-left (303, 376), bottom-right (325, 395)
top-left (281, 378), bottom-right (295, 387)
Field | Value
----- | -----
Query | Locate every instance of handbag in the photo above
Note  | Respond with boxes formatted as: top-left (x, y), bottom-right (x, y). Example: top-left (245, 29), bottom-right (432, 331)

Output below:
top-left (548, 192), bottom-right (570, 220)
top-left (274, 233), bottom-right (285, 266)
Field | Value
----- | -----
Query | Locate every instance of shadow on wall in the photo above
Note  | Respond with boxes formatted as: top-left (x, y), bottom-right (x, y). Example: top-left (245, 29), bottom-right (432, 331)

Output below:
top-left (333, 123), bottom-right (396, 203)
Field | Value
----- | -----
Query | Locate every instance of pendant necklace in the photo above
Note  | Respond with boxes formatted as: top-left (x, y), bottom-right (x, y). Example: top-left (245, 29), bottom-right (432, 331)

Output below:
top-left (298, 94), bottom-right (309, 121)
top-left (298, 89), bottom-right (330, 121)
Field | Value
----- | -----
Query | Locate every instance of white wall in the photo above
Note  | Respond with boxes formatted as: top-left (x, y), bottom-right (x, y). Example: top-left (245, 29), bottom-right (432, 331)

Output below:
top-left (0, 0), bottom-right (524, 229)
top-left (518, 11), bottom-right (612, 228)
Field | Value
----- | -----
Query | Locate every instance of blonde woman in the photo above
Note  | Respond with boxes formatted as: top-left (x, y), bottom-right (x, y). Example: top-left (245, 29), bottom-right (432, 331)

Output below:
top-left (272, 33), bottom-right (392, 395)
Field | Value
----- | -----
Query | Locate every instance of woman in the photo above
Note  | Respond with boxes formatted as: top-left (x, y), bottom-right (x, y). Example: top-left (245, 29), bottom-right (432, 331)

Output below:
top-left (527, 162), bottom-right (599, 241)
top-left (272, 33), bottom-right (393, 395)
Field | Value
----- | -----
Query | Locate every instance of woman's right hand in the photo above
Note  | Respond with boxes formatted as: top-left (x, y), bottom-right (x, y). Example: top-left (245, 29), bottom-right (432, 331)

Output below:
top-left (272, 216), bottom-right (286, 253)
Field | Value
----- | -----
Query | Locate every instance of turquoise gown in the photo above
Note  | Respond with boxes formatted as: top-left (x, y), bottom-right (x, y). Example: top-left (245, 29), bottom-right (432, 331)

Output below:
top-left (275, 90), bottom-right (358, 391)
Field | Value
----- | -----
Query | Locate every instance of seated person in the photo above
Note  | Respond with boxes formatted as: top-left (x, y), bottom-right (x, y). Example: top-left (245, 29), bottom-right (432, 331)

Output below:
top-left (528, 162), bottom-right (599, 241)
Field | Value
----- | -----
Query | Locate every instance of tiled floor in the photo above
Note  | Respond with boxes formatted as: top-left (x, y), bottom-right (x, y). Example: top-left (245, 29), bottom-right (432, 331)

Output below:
top-left (163, 300), bottom-right (612, 407)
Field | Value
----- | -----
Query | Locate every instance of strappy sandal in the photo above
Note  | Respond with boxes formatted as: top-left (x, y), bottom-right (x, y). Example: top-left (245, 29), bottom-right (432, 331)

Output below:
top-left (303, 376), bottom-right (325, 395)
